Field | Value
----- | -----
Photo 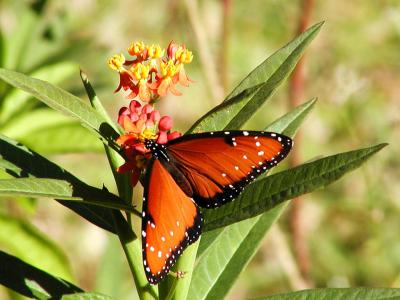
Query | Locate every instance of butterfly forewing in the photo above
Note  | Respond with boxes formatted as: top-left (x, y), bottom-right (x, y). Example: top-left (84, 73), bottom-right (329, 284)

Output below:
top-left (166, 131), bottom-right (292, 208)
top-left (142, 159), bottom-right (203, 284)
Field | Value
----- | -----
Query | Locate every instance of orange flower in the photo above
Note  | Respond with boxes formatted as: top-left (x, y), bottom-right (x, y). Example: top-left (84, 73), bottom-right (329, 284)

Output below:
top-left (109, 41), bottom-right (193, 102)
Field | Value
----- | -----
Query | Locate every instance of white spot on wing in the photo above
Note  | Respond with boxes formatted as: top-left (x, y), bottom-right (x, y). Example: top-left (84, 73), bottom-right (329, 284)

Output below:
top-left (243, 131), bottom-right (249, 136)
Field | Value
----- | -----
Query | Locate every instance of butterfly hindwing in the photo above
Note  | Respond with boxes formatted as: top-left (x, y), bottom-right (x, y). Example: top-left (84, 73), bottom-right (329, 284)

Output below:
top-left (166, 131), bottom-right (292, 208)
top-left (142, 159), bottom-right (203, 284)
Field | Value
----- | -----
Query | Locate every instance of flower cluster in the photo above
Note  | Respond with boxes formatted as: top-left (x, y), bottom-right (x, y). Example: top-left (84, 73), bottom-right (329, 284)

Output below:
top-left (116, 100), bottom-right (182, 186)
top-left (108, 41), bottom-right (193, 102)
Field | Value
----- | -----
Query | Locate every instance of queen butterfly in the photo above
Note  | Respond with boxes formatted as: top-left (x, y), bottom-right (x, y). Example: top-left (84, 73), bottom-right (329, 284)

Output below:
top-left (141, 130), bottom-right (292, 284)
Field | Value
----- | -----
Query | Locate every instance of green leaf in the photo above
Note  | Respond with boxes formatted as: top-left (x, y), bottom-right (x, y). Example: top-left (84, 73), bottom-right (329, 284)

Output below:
top-left (16, 122), bottom-right (103, 154)
top-left (0, 68), bottom-right (119, 147)
top-left (190, 204), bottom-right (285, 300)
top-left (0, 134), bottom-right (130, 235)
top-left (0, 178), bottom-right (136, 213)
top-left (188, 22), bottom-right (323, 133)
top-left (203, 143), bottom-right (387, 232)
top-left (2, 108), bottom-right (103, 153)
top-left (0, 216), bottom-right (73, 281)
top-left (254, 288), bottom-right (400, 300)
top-left (62, 293), bottom-right (116, 300)
top-left (188, 99), bottom-right (316, 300)
top-left (265, 98), bottom-right (317, 136)
top-left (0, 250), bottom-right (83, 299)
top-left (0, 178), bottom-right (77, 199)
top-left (80, 71), bottom-right (131, 202)
top-left (0, 62), bottom-right (78, 124)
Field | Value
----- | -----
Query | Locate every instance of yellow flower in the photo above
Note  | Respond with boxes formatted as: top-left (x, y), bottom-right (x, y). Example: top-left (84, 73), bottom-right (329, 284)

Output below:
top-left (175, 47), bottom-right (193, 64)
top-left (160, 59), bottom-right (178, 77)
top-left (107, 53), bottom-right (125, 71)
top-left (139, 128), bottom-right (157, 142)
top-left (128, 41), bottom-right (146, 56)
top-left (131, 63), bottom-right (150, 81)
top-left (147, 44), bottom-right (165, 59)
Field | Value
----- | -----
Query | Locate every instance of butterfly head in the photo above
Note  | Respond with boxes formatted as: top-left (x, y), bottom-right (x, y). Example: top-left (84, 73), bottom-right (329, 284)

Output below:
top-left (145, 139), bottom-right (169, 161)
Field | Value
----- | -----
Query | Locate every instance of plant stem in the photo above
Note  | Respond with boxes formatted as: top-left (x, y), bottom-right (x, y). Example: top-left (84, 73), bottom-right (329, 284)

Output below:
top-left (112, 212), bottom-right (158, 300)
top-left (80, 72), bottom-right (154, 299)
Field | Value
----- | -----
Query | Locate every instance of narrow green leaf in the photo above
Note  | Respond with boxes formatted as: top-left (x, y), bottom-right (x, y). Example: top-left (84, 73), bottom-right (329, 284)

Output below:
top-left (80, 71), bottom-right (131, 203)
top-left (0, 178), bottom-right (136, 213)
top-left (0, 134), bottom-right (130, 234)
top-left (0, 178), bottom-right (77, 199)
top-left (0, 68), bottom-right (119, 147)
top-left (189, 99), bottom-right (316, 299)
top-left (254, 288), bottom-right (400, 300)
top-left (0, 216), bottom-right (73, 281)
top-left (0, 28), bottom-right (4, 68)
top-left (61, 293), bottom-right (116, 300)
top-left (188, 22), bottom-right (323, 133)
top-left (0, 250), bottom-right (83, 299)
top-left (2, 108), bottom-right (103, 153)
top-left (265, 98), bottom-right (317, 136)
top-left (204, 143), bottom-right (387, 232)
top-left (0, 62), bottom-right (78, 124)
top-left (190, 204), bottom-right (285, 300)
top-left (16, 123), bottom-right (103, 154)
top-left (1, 108), bottom-right (77, 136)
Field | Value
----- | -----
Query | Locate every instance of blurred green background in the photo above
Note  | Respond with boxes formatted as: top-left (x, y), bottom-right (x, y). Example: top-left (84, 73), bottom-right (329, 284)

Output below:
top-left (0, 0), bottom-right (399, 299)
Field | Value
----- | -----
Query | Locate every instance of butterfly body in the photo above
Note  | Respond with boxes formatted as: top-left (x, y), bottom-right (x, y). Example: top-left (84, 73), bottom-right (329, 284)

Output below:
top-left (141, 130), bottom-right (292, 284)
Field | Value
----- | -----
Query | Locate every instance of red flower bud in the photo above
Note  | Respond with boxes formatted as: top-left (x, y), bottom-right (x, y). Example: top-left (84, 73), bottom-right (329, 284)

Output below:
top-left (141, 104), bottom-right (153, 115)
top-left (157, 131), bottom-right (168, 144)
top-left (145, 119), bottom-right (154, 128)
top-left (167, 131), bottom-right (181, 141)
top-left (149, 110), bottom-right (160, 123)
top-left (129, 100), bottom-right (141, 110)
top-left (158, 116), bottom-right (173, 131)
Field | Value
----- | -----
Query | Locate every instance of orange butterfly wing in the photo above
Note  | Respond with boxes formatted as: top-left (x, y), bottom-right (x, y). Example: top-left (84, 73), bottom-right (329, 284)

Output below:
top-left (166, 131), bottom-right (292, 208)
top-left (141, 159), bottom-right (203, 284)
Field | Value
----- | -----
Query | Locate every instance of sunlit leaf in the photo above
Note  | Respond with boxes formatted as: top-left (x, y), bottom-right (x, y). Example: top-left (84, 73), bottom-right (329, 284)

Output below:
top-left (255, 287), bottom-right (400, 300)
top-left (0, 178), bottom-right (136, 213)
top-left (188, 22), bottom-right (323, 133)
top-left (0, 134), bottom-right (130, 234)
top-left (61, 292), bottom-right (116, 300)
top-left (0, 62), bottom-right (78, 124)
top-left (0, 68), bottom-right (119, 147)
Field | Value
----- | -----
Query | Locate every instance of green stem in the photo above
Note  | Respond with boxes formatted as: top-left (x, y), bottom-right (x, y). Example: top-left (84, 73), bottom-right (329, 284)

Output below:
top-left (159, 240), bottom-right (200, 300)
top-left (112, 212), bottom-right (158, 299)
top-left (80, 71), bottom-right (154, 299)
